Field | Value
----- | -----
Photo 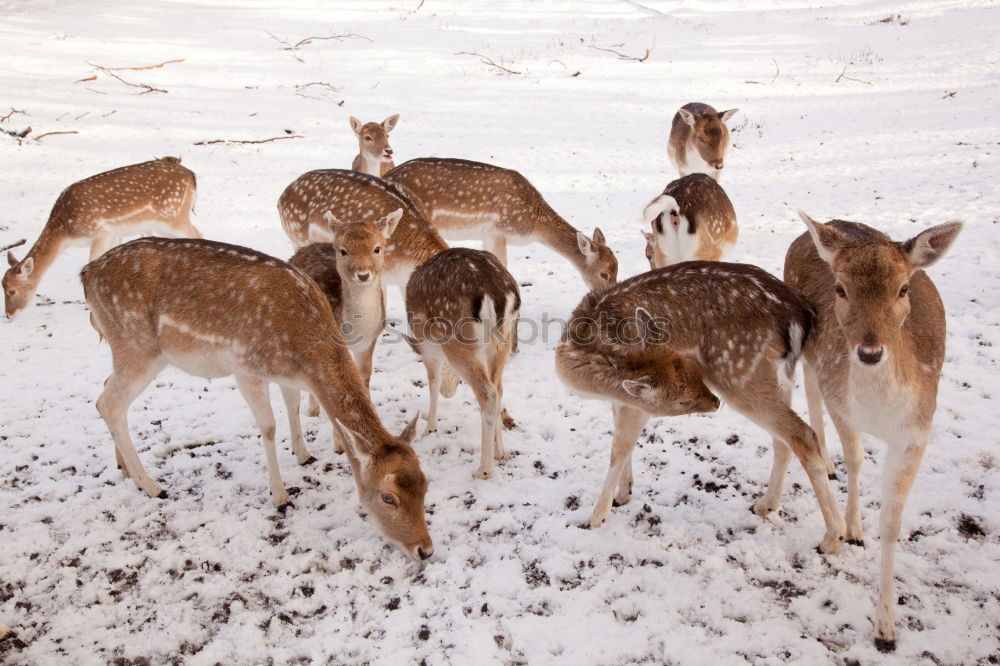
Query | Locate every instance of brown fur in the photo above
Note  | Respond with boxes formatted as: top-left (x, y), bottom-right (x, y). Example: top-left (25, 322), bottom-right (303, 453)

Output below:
top-left (644, 173), bottom-right (739, 265)
top-left (667, 103), bottom-right (738, 181)
top-left (350, 115), bottom-right (398, 177)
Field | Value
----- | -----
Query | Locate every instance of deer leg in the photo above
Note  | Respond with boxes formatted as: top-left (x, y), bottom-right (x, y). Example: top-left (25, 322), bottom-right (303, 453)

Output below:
top-left (96, 352), bottom-right (169, 498)
top-left (422, 352), bottom-right (443, 436)
top-left (458, 358), bottom-right (501, 480)
top-left (753, 438), bottom-right (793, 516)
top-left (585, 405), bottom-right (648, 528)
top-left (804, 363), bottom-right (836, 479)
top-left (235, 375), bottom-right (289, 509)
top-left (306, 393), bottom-right (321, 418)
top-left (484, 233), bottom-right (508, 266)
top-left (279, 385), bottom-right (314, 465)
top-left (874, 438), bottom-right (928, 652)
top-left (354, 338), bottom-right (376, 387)
top-left (89, 235), bottom-right (114, 261)
top-left (612, 405), bottom-right (635, 506)
top-left (488, 347), bottom-right (510, 459)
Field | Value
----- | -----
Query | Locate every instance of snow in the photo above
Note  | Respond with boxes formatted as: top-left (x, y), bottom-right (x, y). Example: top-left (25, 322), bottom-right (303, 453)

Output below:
top-left (1, 0), bottom-right (998, 663)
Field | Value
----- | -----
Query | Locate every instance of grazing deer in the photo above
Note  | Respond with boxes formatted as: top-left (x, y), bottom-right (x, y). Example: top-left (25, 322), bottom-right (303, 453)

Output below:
top-left (3, 157), bottom-right (200, 319)
top-left (641, 174), bottom-right (738, 266)
top-left (667, 103), bottom-right (738, 181)
top-left (350, 115), bottom-right (399, 177)
top-left (278, 169), bottom-right (446, 287)
top-left (289, 210), bottom-right (402, 421)
top-left (556, 261), bottom-right (847, 554)
top-left (406, 248), bottom-right (520, 480)
top-left (384, 157), bottom-right (618, 290)
top-left (785, 213), bottom-right (962, 651)
top-left (81, 237), bottom-right (433, 560)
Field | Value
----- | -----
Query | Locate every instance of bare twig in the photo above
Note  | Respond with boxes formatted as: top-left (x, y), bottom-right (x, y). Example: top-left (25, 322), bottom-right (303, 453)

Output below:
top-left (942, 91), bottom-right (957, 99)
top-left (1, 238), bottom-right (27, 254)
top-left (100, 59), bottom-right (185, 71)
top-left (1, 108), bottom-right (26, 123)
top-left (194, 134), bottom-right (303, 146)
top-left (413, 0), bottom-right (426, 11)
top-left (2, 126), bottom-right (31, 142)
top-left (86, 62), bottom-right (167, 94)
top-left (835, 64), bottom-right (872, 85)
top-left (296, 81), bottom-right (342, 93)
top-left (746, 57), bottom-right (780, 85)
top-left (34, 130), bottom-right (79, 141)
top-left (587, 45), bottom-right (652, 62)
top-left (455, 51), bottom-right (522, 75)
top-left (266, 31), bottom-right (371, 61)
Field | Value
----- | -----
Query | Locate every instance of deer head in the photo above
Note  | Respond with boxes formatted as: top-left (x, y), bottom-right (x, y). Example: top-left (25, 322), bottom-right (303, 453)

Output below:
top-left (576, 227), bottom-right (618, 290)
top-left (678, 107), bottom-right (738, 172)
top-left (3, 252), bottom-right (37, 319)
top-left (350, 115), bottom-right (399, 165)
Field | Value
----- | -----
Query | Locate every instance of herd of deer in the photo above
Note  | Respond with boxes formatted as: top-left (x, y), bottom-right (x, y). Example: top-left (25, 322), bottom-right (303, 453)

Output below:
top-left (2, 103), bottom-right (963, 651)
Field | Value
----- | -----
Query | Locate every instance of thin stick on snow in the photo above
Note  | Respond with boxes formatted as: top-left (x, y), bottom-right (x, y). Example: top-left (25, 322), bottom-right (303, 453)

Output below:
top-left (99, 59), bottom-right (186, 71)
top-left (194, 135), bottom-right (303, 146)
top-left (1, 126), bottom-right (31, 142)
top-left (835, 64), bottom-right (872, 85)
top-left (588, 45), bottom-right (652, 62)
top-left (0, 108), bottom-right (25, 123)
top-left (0, 239), bottom-right (27, 254)
top-left (34, 130), bottom-right (79, 141)
top-left (86, 63), bottom-right (167, 94)
top-left (455, 51), bottom-right (522, 75)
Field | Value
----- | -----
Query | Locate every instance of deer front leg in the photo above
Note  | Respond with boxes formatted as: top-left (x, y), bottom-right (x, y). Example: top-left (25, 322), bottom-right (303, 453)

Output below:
top-left (235, 375), bottom-right (290, 509)
top-left (353, 338), bottom-right (376, 387)
top-left (585, 405), bottom-right (648, 528)
top-left (874, 438), bottom-right (928, 652)
top-left (829, 410), bottom-right (864, 544)
top-left (804, 363), bottom-right (836, 479)
top-left (279, 385), bottom-right (315, 465)
top-left (484, 233), bottom-right (508, 266)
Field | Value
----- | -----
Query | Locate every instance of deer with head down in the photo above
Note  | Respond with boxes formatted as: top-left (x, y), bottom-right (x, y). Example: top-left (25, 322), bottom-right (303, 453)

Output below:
top-left (556, 261), bottom-right (846, 555)
top-left (4, 157), bottom-right (200, 319)
top-left (81, 237), bottom-right (433, 560)
top-left (785, 212), bottom-right (962, 651)
top-left (640, 173), bottom-right (738, 267)
top-left (350, 115), bottom-right (399, 177)
top-left (667, 103), bottom-right (738, 181)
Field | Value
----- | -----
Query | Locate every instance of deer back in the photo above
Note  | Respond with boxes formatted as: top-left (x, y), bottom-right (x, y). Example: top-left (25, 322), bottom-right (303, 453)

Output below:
top-left (643, 174), bottom-right (738, 265)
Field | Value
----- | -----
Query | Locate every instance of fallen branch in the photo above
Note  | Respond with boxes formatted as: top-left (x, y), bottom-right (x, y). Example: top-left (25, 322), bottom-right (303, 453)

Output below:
top-left (2, 126), bottom-right (31, 142)
top-left (100, 58), bottom-right (185, 71)
top-left (588, 44), bottom-right (652, 62)
top-left (942, 90), bottom-right (957, 99)
top-left (266, 31), bottom-right (371, 61)
top-left (413, 0), bottom-right (425, 12)
top-left (86, 62), bottom-right (167, 94)
top-left (455, 51), bottom-right (522, 75)
top-left (296, 81), bottom-right (342, 93)
top-left (34, 130), bottom-right (79, 142)
top-left (746, 58), bottom-right (780, 85)
top-left (194, 134), bottom-right (303, 146)
top-left (1, 108), bottom-right (26, 123)
top-left (835, 64), bottom-right (872, 85)
top-left (1, 238), bottom-right (27, 254)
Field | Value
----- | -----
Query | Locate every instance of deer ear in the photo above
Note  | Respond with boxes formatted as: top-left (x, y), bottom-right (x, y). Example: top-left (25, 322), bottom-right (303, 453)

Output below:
top-left (592, 227), bottom-right (606, 247)
top-left (323, 210), bottom-right (343, 226)
top-left (349, 117), bottom-right (363, 135)
top-left (901, 221), bottom-right (963, 272)
top-left (577, 231), bottom-right (595, 258)
top-left (622, 379), bottom-right (652, 399)
top-left (678, 108), bottom-right (696, 127)
top-left (398, 411), bottom-right (420, 444)
top-left (719, 108), bottom-right (739, 122)
top-left (382, 114), bottom-right (400, 132)
top-left (7, 251), bottom-right (19, 267)
top-left (334, 419), bottom-right (375, 468)
top-left (641, 230), bottom-right (655, 244)
top-left (309, 223), bottom-right (336, 244)
top-left (18, 257), bottom-right (33, 277)
top-left (798, 210), bottom-right (843, 264)
top-left (376, 208), bottom-right (404, 239)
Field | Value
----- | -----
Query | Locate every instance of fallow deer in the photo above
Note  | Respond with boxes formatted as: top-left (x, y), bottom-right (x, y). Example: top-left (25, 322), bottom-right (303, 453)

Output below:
top-left (641, 173), bottom-right (738, 266)
top-left (556, 261), bottom-right (847, 554)
top-left (4, 157), bottom-right (200, 319)
top-left (667, 103), bottom-right (738, 181)
top-left (288, 209), bottom-right (402, 421)
top-left (785, 212), bottom-right (962, 651)
top-left (406, 248), bottom-right (520, 480)
top-left (81, 237), bottom-right (433, 560)
top-left (278, 169), bottom-right (446, 288)
top-left (350, 115), bottom-right (399, 177)
top-left (383, 157), bottom-right (618, 290)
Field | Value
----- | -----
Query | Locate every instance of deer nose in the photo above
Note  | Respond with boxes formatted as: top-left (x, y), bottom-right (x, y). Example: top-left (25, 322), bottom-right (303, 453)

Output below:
top-left (713, 161), bottom-right (724, 170)
top-left (356, 272), bottom-right (370, 282)
top-left (857, 346), bottom-right (884, 365)
top-left (384, 147), bottom-right (393, 156)
top-left (417, 546), bottom-right (433, 560)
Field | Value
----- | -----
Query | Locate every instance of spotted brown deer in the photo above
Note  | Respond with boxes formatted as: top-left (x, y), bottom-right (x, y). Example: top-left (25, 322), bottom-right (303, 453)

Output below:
top-left (384, 157), bottom-right (618, 290)
top-left (350, 115), bottom-right (399, 177)
top-left (406, 248), bottom-right (520, 480)
top-left (667, 103), bottom-right (738, 181)
top-left (81, 237), bottom-right (433, 560)
top-left (556, 262), bottom-right (847, 554)
top-left (288, 209), bottom-right (402, 422)
top-left (785, 212), bottom-right (962, 651)
top-left (278, 170), bottom-right (446, 287)
top-left (3, 157), bottom-right (200, 319)
top-left (641, 173), bottom-right (738, 267)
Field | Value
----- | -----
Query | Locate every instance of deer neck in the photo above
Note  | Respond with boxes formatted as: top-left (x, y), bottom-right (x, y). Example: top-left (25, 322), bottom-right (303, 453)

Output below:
top-left (386, 218), bottom-right (448, 284)
top-left (358, 152), bottom-right (382, 178)
top-left (535, 211), bottom-right (587, 274)
top-left (19, 228), bottom-right (65, 284)
top-left (309, 344), bottom-right (392, 445)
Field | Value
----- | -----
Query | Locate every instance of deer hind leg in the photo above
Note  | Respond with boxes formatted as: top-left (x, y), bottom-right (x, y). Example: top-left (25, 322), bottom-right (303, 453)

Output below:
top-left (449, 347), bottom-right (501, 480)
top-left (874, 438), bottom-right (928, 652)
top-left (488, 345), bottom-right (511, 460)
top-left (234, 375), bottom-right (289, 509)
top-left (613, 405), bottom-right (636, 507)
top-left (732, 382), bottom-right (845, 554)
top-left (585, 404), bottom-right (649, 528)
top-left (804, 362), bottom-right (836, 478)
top-left (96, 351), bottom-right (169, 498)
top-left (279, 385), bottom-right (314, 465)
top-left (89, 234), bottom-right (115, 261)
top-left (172, 186), bottom-right (202, 239)
top-left (483, 233), bottom-right (508, 266)
top-left (753, 438), bottom-right (793, 516)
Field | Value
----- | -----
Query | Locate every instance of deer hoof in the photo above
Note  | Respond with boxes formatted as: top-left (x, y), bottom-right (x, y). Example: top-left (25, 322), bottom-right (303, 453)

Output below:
top-left (874, 637), bottom-right (896, 653)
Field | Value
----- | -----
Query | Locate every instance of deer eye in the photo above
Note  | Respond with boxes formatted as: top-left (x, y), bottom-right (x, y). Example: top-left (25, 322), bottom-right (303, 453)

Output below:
top-left (898, 284), bottom-right (909, 298)
top-left (364, 136), bottom-right (373, 142)
top-left (599, 272), bottom-right (610, 281)
top-left (339, 249), bottom-right (348, 257)
top-left (834, 285), bottom-right (847, 298)
top-left (5, 290), bottom-right (13, 297)
top-left (374, 247), bottom-right (381, 254)
top-left (381, 493), bottom-right (397, 506)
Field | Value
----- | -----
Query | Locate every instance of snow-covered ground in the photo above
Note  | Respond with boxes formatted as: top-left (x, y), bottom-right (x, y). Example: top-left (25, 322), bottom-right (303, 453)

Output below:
top-left (1, 0), bottom-right (998, 663)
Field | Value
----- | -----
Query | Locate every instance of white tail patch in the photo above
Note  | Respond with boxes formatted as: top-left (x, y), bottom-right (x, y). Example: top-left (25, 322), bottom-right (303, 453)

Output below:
top-left (644, 194), bottom-right (696, 266)
top-left (780, 321), bottom-right (805, 391)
